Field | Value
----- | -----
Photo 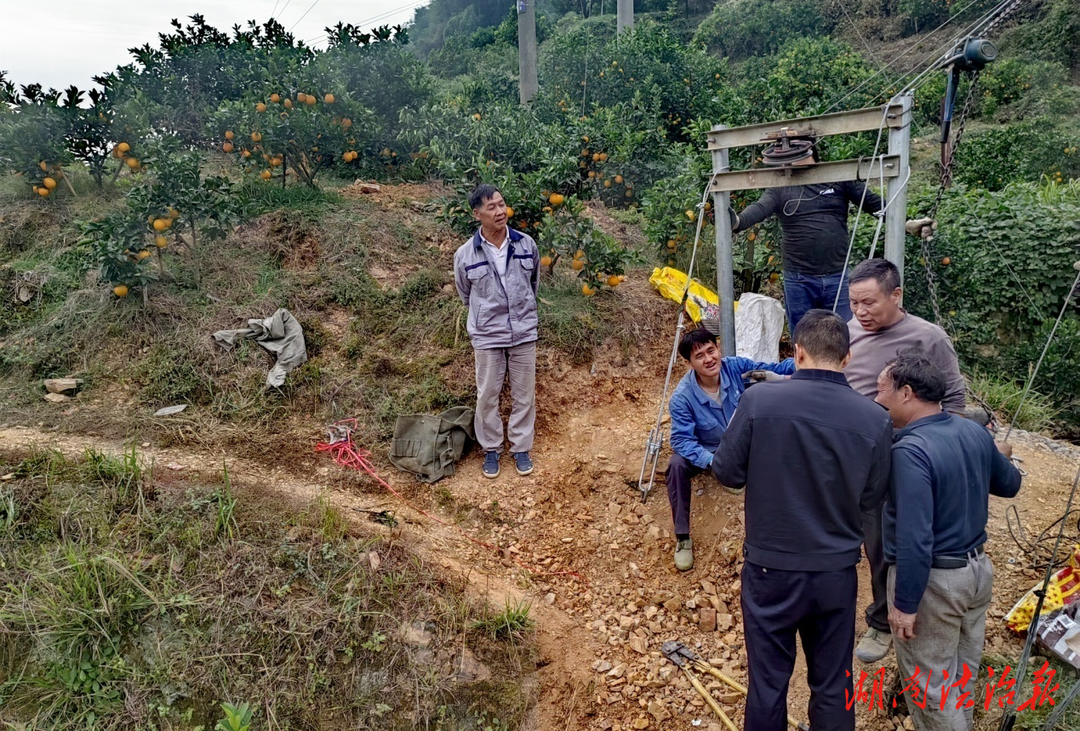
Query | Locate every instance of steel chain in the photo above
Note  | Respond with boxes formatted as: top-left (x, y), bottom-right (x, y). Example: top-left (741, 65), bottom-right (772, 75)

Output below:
top-left (920, 68), bottom-right (981, 326)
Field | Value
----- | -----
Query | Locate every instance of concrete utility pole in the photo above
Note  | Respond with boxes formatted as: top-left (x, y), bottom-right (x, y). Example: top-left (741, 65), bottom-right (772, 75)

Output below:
top-left (617, 0), bottom-right (633, 34)
top-left (518, 0), bottom-right (538, 105)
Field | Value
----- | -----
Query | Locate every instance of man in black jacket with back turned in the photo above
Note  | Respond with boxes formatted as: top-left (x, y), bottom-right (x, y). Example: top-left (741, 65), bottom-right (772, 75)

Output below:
top-left (712, 309), bottom-right (894, 731)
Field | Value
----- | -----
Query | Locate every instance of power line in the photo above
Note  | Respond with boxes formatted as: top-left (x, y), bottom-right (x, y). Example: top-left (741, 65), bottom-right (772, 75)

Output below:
top-left (289, 0), bottom-right (322, 33)
top-left (302, 0), bottom-right (426, 46)
top-left (824, 0), bottom-right (995, 113)
top-left (270, 0), bottom-right (283, 20)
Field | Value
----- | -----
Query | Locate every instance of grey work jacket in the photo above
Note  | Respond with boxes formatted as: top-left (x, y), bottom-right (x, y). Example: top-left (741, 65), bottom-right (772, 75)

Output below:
top-left (453, 228), bottom-right (540, 350)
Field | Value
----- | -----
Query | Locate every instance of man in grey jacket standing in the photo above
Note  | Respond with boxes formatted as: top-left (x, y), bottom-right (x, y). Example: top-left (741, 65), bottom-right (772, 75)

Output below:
top-left (453, 184), bottom-right (541, 479)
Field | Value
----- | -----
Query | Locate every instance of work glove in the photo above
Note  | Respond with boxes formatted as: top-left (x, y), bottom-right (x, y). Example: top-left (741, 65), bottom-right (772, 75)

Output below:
top-left (905, 217), bottom-right (936, 239)
top-left (747, 370), bottom-right (785, 383)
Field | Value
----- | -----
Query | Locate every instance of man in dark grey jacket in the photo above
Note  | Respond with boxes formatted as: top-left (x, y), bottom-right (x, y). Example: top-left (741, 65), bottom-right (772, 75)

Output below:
top-left (712, 309), bottom-right (893, 731)
top-left (453, 184), bottom-right (540, 479)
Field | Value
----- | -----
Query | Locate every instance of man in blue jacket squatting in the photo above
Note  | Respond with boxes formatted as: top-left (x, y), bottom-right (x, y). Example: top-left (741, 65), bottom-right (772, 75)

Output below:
top-left (665, 327), bottom-right (794, 571)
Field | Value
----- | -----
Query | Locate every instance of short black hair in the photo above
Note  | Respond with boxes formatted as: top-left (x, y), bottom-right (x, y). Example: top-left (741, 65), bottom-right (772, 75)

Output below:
top-left (792, 309), bottom-right (849, 364)
top-left (850, 258), bottom-right (901, 294)
top-left (885, 349), bottom-right (946, 403)
top-left (469, 184), bottom-right (501, 211)
top-left (678, 327), bottom-right (718, 361)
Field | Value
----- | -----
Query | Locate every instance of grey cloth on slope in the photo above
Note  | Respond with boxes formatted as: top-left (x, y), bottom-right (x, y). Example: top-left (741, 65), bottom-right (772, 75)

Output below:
top-left (213, 308), bottom-right (308, 387)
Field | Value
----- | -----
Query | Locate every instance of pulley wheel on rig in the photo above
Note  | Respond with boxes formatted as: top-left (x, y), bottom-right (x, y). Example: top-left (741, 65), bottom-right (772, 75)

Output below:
top-left (762, 138), bottom-right (815, 166)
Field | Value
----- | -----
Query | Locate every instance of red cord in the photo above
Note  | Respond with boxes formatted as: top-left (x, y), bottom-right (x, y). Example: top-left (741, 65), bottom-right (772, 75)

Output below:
top-left (316, 420), bottom-right (585, 582)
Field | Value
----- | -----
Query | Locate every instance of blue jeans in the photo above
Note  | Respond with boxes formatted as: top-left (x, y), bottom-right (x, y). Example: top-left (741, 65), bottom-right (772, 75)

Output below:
top-left (783, 271), bottom-right (852, 334)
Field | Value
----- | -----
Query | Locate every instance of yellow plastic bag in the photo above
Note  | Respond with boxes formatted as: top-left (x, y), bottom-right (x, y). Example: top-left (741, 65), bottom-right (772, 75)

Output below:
top-left (1005, 545), bottom-right (1080, 633)
top-left (649, 267), bottom-right (736, 324)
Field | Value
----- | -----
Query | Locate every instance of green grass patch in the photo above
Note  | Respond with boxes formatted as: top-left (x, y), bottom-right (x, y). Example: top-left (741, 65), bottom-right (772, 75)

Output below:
top-left (968, 370), bottom-right (1059, 433)
top-left (0, 448), bottom-right (537, 731)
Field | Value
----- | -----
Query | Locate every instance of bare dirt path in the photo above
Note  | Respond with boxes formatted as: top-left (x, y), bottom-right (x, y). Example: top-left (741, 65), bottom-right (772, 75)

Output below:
top-left (3, 387), bottom-right (1077, 731)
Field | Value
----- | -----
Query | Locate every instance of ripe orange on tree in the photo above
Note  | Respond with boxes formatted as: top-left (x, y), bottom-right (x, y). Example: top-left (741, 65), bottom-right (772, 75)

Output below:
top-left (42, 177), bottom-right (57, 190)
top-left (582, 283), bottom-right (597, 296)
top-left (549, 193), bottom-right (565, 206)
top-left (117, 142), bottom-right (131, 153)
top-left (284, 98), bottom-right (293, 109)
top-left (607, 275), bottom-right (621, 287)
top-left (297, 93), bottom-right (307, 103)
top-left (615, 175), bottom-right (623, 184)
top-left (155, 235), bottom-right (168, 248)
top-left (136, 250), bottom-right (151, 260)
top-left (261, 170), bottom-right (272, 180)
top-left (225, 130), bottom-right (235, 140)
top-left (251, 131), bottom-right (262, 142)
top-left (256, 102), bottom-right (267, 113)
top-left (505, 206), bottom-right (515, 218)
top-left (540, 255), bottom-right (553, 267)
top-left (126, 157), bottom-right (140, 169)
top-left (270, 93), bottom-right (281, 103)
top-left (305, 95), bottom-right (316, 106)
top-left (113, 284), bottom-right (129, 297)
top-left (37, 187), bottom-right (50, 198)
top-left (941, 257), bottom-right (951, 266)
top-left (223, 142), bottom-right (234, 153)
top-left (152, 218), bottom-right (168, 232)
top-left (324, 93), bottom-right (335, 104)
top-left (571, 258), bottom-right (585, 271)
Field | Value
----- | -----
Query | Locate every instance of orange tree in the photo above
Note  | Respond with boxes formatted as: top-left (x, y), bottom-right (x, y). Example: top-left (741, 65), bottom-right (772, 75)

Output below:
top-left (79, 213), bottom-right (158, 301)
top-left (537, 196), bottom-right (638, 295)
top-left (214, 88), bottom-right (375, 187)
top-left (0, 87), bottom-right (73, 199)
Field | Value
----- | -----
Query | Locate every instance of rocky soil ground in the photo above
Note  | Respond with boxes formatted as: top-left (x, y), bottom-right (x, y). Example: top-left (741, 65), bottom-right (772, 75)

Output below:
top-left (4, 350), bottom-right (1077, 731)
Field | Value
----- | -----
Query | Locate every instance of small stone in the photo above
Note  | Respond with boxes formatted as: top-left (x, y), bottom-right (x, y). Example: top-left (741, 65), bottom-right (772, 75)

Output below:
top-left (0, 473), bottom-right (14, 481)
top-left (608, 663), bottom-right (627, 679)
top-left (631, 718), bottom-right (650, 730)
top-left (904, 717), bottom-right (915, 731)
top-left (718, 613), bottom-right (733, 631)
top-left (701, 580), bottom-right (716, 595)
top-left (644, 605), bottom-right (658, 620)
top-left (455, 647), bottom-right (491, 682)
top-left (141, 442), bottom-right (151, 448)
top-left (647, 701), bottom-right (671, 723)
top-left (593, 660), bottom-right (614, 673)
top-left (599, 721), bottom-right (614, 731)
top-left (153, 404), bottom-right (188, 417)
top-left (43, 378), bottom-right (81, 394)
top-left (699, 607), bottom-right (717, 632)
top-left (368, 551), bottom-right (381, 571)
top-left (663, 597), bottom-right (682, 614)
top-left (359, 182), bottom-right (381, 194)
top-left (545, 593), bottom-right (556, 605)
top-left (630, 636), bottom-right (648, 654)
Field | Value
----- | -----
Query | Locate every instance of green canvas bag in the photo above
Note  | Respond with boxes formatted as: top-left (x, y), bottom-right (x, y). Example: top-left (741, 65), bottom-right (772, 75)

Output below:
top-left (389, 406), bottom-right (476, 483)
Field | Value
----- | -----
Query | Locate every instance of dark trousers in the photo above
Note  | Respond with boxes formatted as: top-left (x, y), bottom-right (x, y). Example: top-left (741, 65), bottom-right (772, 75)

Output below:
top-left (742, 561), bottom-right (857, 731)
top-left (783, 271), bottom-right (853, 335)
top-left (861, 504), bottom-right (891, 632)
top-left (665, 454), bottom-right (702, 536)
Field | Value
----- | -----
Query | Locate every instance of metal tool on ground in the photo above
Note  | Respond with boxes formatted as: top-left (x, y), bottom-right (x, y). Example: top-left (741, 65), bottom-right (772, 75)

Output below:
top-left (662, 641), bottom-right (809, 731)
top-left (662, 641), bottom-right (738, 731)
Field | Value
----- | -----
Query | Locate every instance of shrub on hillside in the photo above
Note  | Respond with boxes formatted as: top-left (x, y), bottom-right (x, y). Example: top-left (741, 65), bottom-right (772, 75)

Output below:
top-left (736, 37), bottom-right (877, 120)
top-left (692, 0), bottom-right (835, 60)
top-left (903, 179), bottom-right (1080, 430)
top-left (539, 21), bottom-right (733, 138)
top-left (951, 120), bottom-right (1080, 190)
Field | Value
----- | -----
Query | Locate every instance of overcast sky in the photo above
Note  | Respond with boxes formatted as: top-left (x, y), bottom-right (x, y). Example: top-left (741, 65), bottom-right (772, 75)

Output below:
top-left (1, 0), bottom-right (426, 92)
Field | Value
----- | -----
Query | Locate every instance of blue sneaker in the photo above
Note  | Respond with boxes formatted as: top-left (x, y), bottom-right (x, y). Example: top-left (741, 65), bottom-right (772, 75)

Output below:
top-left (513, 452), bottom-right (534, 476)
top-left (482, 451), bottom-right (500, 479)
